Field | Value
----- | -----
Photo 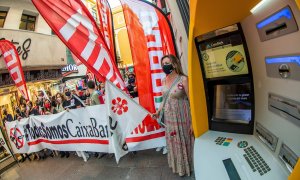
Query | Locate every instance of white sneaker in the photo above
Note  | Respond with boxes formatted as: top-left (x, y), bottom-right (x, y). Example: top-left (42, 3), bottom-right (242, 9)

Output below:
top-left (76, 151), bottom-right (82, 157)
top-left (156, 147), bottom-right (163, 152)
top-left (162, 147), bottom-right (167, 155)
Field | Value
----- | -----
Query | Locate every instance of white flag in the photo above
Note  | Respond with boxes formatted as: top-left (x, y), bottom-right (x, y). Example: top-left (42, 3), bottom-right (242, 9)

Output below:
top-left (105, 81), bottom-right (149, 163)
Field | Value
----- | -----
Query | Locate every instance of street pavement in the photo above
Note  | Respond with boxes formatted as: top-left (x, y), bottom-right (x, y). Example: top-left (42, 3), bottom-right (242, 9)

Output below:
top-left (0, 149), bottom-right (195, 180)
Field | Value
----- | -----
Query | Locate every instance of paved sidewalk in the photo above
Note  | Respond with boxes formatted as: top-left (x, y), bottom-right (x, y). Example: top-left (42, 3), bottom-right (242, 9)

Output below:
top-left (0, 150), bottom-right (195, 180)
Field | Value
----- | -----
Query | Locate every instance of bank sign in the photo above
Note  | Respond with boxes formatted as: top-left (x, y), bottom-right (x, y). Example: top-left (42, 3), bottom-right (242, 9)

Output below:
top-left (61, 64), bottom-right (79, 76)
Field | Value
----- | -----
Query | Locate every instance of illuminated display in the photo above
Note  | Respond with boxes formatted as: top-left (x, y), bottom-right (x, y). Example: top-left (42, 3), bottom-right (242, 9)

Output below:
top-left (265, 56), bottom-right (300, 66)
top-left (257, 6), bottom-right (293, 29)
top-left (199, 34), bottom-right (249, 78)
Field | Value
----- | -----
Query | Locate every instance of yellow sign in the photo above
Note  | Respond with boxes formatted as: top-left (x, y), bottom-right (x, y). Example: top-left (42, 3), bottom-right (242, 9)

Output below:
top-left (202, 44), bottom-right (249, 78)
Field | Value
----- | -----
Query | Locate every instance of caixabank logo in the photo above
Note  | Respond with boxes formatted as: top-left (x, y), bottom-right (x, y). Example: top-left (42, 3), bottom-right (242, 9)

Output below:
top-left (10, 128), bottom-right (24, 149)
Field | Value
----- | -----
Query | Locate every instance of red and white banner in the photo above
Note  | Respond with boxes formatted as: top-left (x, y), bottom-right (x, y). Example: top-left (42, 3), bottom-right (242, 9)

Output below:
top-left (6, 81), bottom-right (149, 163)
top-left (96, 0), bottom-right (115, 61)
top-left (32, 0), bottom-right (125, 90)
top-left (121, 0), bottom-right (176, 149)
top-left (0, 40), bottom-right (29, 100)
top-left (5, 105), bottom-right (110, 154)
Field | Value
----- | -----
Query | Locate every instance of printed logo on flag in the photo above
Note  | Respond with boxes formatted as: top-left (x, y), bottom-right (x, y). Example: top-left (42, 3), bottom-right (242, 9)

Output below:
top-left (10, 128), bottom-right (24, 149)
top-left (111, 97), bottom-right (128, 115)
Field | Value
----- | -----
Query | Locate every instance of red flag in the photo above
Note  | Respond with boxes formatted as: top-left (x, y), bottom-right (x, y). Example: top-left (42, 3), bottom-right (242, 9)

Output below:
top-left (0, 40), bottom-right (29, 100)
top-left (121, 0), bottom-right (177, 113)
top-left (32, 0), bottom-right (126, 90)
top-left (96, 0), bottom-right (116, 61)
top-left (71, 52), bottom-right (82, 66)
top-left (121, 0), bottom-right (177, 148)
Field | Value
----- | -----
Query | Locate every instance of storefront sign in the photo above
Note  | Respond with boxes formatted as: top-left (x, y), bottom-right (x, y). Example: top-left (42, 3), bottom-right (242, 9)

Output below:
top-left (0, 69), bottom-right (62, 87)
top-left (61, 64), bottom-right (78, 76)
top-left (0, 37), bottom-right (31, 61)
top-left (0, 29), bottom-right (67, 70)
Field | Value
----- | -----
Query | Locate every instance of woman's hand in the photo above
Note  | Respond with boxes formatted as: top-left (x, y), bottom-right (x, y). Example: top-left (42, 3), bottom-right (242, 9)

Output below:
top-left (151, 111), bottom-right (160, 119)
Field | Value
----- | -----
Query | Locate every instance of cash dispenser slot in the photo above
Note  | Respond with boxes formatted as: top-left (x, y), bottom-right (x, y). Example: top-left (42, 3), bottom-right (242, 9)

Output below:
top-left (268, 93), bottom-right (300, 127)
top-left (265, 23), bottom-right (287, 35)
top-left (255, 122), bottom-right (278, 152)
top-left (278, 143), bottom-right (299, 173)
top-left (256, 6), bottom-right (298, 41)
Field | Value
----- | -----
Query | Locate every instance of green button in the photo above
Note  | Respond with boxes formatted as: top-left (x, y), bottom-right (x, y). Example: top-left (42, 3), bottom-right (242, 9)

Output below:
top-left (223, 142), bottom-right (230, 146)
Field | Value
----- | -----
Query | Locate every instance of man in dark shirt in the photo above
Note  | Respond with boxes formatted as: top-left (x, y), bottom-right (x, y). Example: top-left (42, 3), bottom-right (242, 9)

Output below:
top-left (62, 91), bottom-right (81, 110)
top-left (2, 108), bottom-right (13, 123)
top-left (127, 73), bottom-right (138, 98)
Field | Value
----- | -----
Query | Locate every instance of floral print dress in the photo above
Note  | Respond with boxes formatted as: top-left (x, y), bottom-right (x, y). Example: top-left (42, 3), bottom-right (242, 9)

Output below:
top-left (163, 75), bottom-right (194, 176)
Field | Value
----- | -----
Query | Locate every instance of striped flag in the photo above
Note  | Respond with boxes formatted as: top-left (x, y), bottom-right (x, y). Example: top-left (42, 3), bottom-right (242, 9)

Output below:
top-left (32, 0), bottom-right (126, 90)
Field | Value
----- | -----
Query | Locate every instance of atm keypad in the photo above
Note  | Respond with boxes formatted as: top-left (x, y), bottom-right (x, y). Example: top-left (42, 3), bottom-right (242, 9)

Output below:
top-left (243, 146), bottom-right (271, 176)
top-left (215, 137), bottom-right (233, 146)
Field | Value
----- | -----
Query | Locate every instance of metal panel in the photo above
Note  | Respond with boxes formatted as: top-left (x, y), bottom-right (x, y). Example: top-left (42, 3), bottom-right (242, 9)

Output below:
top-left (265, 55), bottom-right (300, 81)
top-left (278, 143), bottom-right (299, 173)
top-left (255, 122), bottom-right (279, 152)
top-left (268, 93), bottom-right (300, 127)
top-left (256, 6), bottom-right (298, 41)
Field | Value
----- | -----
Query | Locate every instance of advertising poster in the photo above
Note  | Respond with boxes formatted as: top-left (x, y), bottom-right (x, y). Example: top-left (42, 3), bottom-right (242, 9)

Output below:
top-left (200, 35), bottom-right (249, 79)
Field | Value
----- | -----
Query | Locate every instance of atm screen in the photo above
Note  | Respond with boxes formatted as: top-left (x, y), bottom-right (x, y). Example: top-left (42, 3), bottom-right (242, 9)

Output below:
top-left (213, 83), bottom-right (252, 124)
top-left (199, 34), bottom-right (249, 79)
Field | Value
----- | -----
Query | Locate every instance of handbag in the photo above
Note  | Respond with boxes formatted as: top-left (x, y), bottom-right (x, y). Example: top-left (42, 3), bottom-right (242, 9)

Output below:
top-left (157, 76), bottom-right (181, 127)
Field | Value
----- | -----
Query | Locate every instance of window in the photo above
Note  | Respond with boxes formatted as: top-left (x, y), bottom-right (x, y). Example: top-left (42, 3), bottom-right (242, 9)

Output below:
top-left (19, 14), bottom-right (36, 31)
top-left (176, 0), bottom-right (189, 35)
top-left (0, 11), bottom-right (7, 28)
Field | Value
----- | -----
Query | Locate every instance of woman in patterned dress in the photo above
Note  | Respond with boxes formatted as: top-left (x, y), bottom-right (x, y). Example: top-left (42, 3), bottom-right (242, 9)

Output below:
top-left (153, 54), bottom-right (194, 176)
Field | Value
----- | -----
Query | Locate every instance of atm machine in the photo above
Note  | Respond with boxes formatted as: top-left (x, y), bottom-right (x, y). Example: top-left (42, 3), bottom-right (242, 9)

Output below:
top-left (193, 2), bottom-right (300, 179)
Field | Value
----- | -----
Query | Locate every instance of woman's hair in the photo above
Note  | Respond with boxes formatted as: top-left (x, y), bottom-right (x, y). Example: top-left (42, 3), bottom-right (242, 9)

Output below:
top-left (55, 92), bottom-right (65, 102)
top-left (161, 54), bottom-right (185, 76)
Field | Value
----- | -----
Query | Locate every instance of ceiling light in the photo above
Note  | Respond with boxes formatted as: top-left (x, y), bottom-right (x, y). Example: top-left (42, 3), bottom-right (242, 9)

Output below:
top-left (250, 0), bottom-right (270, 14)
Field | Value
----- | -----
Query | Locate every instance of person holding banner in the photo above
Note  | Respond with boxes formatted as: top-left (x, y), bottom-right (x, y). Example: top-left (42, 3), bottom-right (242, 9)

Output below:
top-left (63, 91), bottom-right (89, 162)
top-left (13, 109), bottom-right (32, 163)
top-left (153, 55), bottom-right (194, 177)
top-left (2, 108), bottom-right (13, 123)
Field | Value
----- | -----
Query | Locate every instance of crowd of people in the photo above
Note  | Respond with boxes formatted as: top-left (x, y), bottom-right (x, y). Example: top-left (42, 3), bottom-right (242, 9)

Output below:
top-left (2, 80), bottom-right (106, 162)
top-left (2, 55), bottom-right (194, 177)
top-left (2, 72), bottom-right (139, 163)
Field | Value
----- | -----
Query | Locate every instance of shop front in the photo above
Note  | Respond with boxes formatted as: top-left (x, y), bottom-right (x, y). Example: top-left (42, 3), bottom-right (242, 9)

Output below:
top-left (0, 68), bottom-right (62, 172)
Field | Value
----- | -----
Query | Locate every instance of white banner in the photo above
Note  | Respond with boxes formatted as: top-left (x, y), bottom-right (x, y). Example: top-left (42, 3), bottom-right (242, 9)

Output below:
top-left (5, 86), bottom-right (164, 164)
top-left (5, 105), bottom-right (110, 154)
